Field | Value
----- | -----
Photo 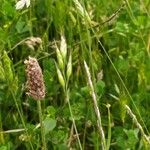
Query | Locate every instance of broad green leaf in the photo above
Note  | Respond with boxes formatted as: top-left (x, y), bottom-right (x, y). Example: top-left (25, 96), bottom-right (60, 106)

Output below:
top-left (43, 117), bottom-right (56, 134)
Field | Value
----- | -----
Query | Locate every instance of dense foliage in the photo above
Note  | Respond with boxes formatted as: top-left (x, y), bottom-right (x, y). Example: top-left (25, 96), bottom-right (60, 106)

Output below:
top-left (0, 0), bottom-right (150, 149)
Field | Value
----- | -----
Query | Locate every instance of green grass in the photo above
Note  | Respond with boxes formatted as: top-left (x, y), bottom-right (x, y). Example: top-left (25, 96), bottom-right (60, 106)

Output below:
top-left (0, 0), bottom-right (150, 149)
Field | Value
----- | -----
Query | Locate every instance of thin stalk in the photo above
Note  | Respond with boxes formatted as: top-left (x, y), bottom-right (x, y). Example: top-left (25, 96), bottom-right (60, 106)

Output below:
top-left (65, 90), bottom-right (83, 150)
top-left (106, 104), bottom-right (111, 150)
top-left (67, 124), bottom-right (74, 148)
top-left (37, 100), bottom-right (46, 150)
top-left (0, 111), bottom-right (5, 144)
top-left (10, 89), bottom-right (34, 150)
top-left (0, 128), bottom-right (25, 134)
top-left (125, 105), bottom-right (150, 145)
top-left (84, 61), bottom-right (106, 150)
top-left (82, 107), bottom-right (90, 150)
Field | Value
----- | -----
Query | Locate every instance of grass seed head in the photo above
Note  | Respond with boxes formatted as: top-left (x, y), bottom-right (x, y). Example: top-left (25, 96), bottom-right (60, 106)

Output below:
top-left (60, 35), bottom-right (67, 61)
top-left (24, 37), bottom-right (42, 50)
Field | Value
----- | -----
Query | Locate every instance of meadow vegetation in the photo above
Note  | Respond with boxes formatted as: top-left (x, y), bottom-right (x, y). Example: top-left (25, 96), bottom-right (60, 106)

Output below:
top-left (0, 0), bottom-right (150, 149)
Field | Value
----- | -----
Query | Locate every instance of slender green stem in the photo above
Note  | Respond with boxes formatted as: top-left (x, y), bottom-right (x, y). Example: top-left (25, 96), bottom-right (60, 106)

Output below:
top-left (82, 107), bottom-right (90, 150)
top-left (106, 104), bottom-right (111, 150)
top-left (0, 111), bottom-right (5, 144)
top-left (10, 89), bottom-right (34, 150)
top-left (37, 100), bottom-right (46, 150)
top-left (66, 91), bottom-right (83, 150)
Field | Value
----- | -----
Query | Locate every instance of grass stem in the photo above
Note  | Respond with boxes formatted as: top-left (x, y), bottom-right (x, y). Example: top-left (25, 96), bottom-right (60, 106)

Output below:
top-left (84, 61), bottom-right (106, 150)
top-left (66, 90), bottom-right (83, 150)
top-left (10, 89), bottom-right (34, 150)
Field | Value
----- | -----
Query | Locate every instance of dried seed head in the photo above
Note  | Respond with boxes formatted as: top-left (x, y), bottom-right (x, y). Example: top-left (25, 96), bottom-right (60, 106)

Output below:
top-left (24, 37), bottom-right (42, 50)
top-left (24, 56), bottom-right (45, 100)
